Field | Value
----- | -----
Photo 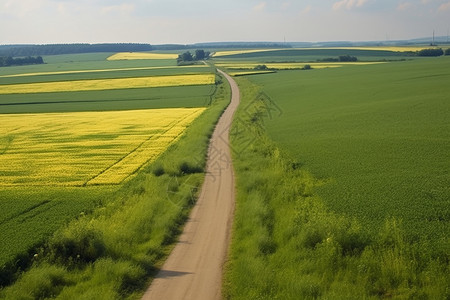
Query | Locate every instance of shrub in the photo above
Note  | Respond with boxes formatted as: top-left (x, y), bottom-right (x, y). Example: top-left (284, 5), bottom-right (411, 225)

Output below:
top-left (48, 221), bottom-right (106, 264)
top-left (254, 64), bottom-right (269, 70)
top-left (445, 48), bottom-right (450, 56)
top-left (152, 164), bottom-right (165, 176)
top-left (179, 161), bottom-right (203, 175)
top-left (339, 55), bottom-right (358, 62)
top-left (417, 48), bottom-right (444, 57)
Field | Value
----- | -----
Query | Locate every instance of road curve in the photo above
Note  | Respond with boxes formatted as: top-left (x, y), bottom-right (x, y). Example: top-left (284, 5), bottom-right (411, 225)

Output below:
top-left (142, 69), bottom-right (239, 300)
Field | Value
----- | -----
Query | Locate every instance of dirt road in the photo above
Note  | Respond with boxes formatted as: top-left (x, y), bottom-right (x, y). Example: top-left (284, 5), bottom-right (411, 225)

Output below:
top-left (142, 69), bottom-right (239, 300)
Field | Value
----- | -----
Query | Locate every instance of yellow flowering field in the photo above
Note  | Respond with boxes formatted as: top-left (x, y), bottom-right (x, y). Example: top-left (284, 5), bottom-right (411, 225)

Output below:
top-left (0, 74), bottom-right (215, 94)
top-left (107, 52), bottom-right (179, 60)
top-left (0, 108), bottom-right (205, 186)
top-left (212, 49), bottom-right (279, 57)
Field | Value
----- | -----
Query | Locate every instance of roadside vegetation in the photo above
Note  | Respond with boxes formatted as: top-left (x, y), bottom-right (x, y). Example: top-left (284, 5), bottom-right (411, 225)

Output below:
top-left (224, 75), bottom-right (449, 299)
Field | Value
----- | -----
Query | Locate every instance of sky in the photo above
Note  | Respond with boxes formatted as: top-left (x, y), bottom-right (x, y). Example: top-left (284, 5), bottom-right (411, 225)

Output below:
top-left (1, 0), bottom-right (449, 45)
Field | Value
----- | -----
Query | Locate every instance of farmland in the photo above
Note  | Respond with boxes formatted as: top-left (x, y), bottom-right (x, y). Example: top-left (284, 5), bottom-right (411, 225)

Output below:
top-left (212, 47), bottom-right (416, 62)
top-left (0, 50), bottom-right (229, 298)
top-left (0, 74), bottom-right (215, 94)
top-left (0, 108), bottom-right (205, 186)
top-left (242, 58), bottom-right (450, 241)
top-left (220, 51), bottom-right (449, 298)
top-left (107, 52), bottom-right (179, 60)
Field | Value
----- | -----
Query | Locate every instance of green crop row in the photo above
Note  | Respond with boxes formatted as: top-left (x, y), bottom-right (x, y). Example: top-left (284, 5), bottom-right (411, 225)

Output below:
top-left (224, 76), bottom-right (449, 299)
top-left (246, 58), bottom-right (450, 244)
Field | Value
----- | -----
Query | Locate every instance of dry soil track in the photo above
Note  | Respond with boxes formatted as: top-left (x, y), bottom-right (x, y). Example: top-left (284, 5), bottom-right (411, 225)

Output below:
top-left (142, 69), bottom-right (239, 300)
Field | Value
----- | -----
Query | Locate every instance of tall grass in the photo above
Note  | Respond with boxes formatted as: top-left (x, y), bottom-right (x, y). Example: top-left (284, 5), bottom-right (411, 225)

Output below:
top-left (224, 77), bottom-right (449, 299)
top-left (0, 71), bottom-right (230, 299)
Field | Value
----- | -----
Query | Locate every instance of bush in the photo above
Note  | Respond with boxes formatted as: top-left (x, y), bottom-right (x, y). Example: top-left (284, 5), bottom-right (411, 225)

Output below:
top-left (179, 161), bottom-right (203, 175)
top-left (1, 264), bottom-right (69, 299)
top-left (254, 64), bottom-right (269, 70)
top-left (48, 221), bottom-right (106, 264)
top-left (445, 48), bottom-right (450, 56)
top-left (152, 164), bottom-right (165, 176)
top-left (339, 55), bottom-right (358, 62)
top-left (417, 48), bottom-right (444, 57)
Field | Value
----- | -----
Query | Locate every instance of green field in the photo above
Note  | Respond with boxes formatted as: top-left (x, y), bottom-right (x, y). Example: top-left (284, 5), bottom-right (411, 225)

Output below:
top-left (213, 48), bottom-right (414, 63)
top-left (247, 58), bottom-right (450, 241)
top-left (222, 54), bottom-right (449, 298)
top-left (0, 51), bottom-right (227, 297)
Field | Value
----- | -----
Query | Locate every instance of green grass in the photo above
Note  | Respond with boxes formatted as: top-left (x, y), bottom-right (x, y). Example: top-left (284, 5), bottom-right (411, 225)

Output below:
top-left (224, 74), bottom-right (449, 299)
top-left (0, 187), bottom-right (115, 281)
top-left (244, 58), bottom-right (450, 243)
top-left (0, 85), bottom-right (216, 113)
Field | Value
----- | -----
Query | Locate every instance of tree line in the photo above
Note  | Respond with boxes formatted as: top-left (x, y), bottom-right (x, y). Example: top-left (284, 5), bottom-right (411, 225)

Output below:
top-left (0, 43), bottom-right (152, 57)
top-left (417, 48), bottom-right (448, 56)
top-left (0, 56), bottom-right (44, 67)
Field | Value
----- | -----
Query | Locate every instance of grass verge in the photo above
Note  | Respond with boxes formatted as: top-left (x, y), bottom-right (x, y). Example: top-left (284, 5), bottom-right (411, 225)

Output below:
top-left (0, 71), bottom-right (230, 299)
top-left (223, 76), bottom-right (449, 299)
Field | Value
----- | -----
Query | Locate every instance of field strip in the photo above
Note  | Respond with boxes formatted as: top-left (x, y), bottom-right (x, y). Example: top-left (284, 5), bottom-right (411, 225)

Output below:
top-left (218, 62), bottom-right (385, 70)
top-left (212, 49), bottom-right (281, 57)
top-left (0, 108), bottom-right (206, 186)
top-left (86, 109), bottom-right (205, 185)
top-left (0, 200), bottom-right (50, 226)
top-left (212, 46), bottom-right (433, 57)
top-left (0, 65), bottom-right (209, 78)
top-left (107, 52), bottom-right (179, 60)
top-left (0, 74), bottom-right (215, 94)
top-left (229, 70), bottom-right (277, 76)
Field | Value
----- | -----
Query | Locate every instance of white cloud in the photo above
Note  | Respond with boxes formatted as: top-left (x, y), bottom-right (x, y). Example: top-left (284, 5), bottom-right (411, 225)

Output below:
top-left (281, 2), bottom-right (290, 10)
top-left (101, 3), bottom-right (135, 15)
top-left (438, 1), bottom-right (450, 11)
top-left (333, 0), bottom-right (368, 11)
top-left (300, 5), bottom-right (312, 15)
top-left (253, 2), bottom-right (266, 12)
top-left (397, 2), bottom-right (414, 11)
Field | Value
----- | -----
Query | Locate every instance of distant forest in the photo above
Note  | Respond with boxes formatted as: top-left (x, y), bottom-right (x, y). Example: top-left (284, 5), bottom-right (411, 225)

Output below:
top-left (0, 42), bottom-right (291, 57)
top-left (0, 43), bottom-right (152, 57)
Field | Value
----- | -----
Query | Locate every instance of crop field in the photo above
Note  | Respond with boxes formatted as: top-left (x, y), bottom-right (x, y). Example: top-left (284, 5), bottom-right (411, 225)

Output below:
top-left (228, 70), bottom-right (277, 76)
top-left (107, 52), bottom-right (179, 60)
top-left (0, 65), bottom-right (209, 79)
top-left (0, 55), bottom-right (215, 113)
top-left (0, 50), bottom-right (220, 292)
top-left (242, 57), bottom-right (450, 240)
top-left (218, 62), bottom-right (384, 70)
top-left (0, 74), bottom-right (215, 94)
top-left (212, 46), bottom-right (433, 57)
top-left (0, 108), bottom-right (205, 186)
top-left (224, 55), bottom-right (449, 299)
top-left (212, 47), bottom-right (422, 63)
